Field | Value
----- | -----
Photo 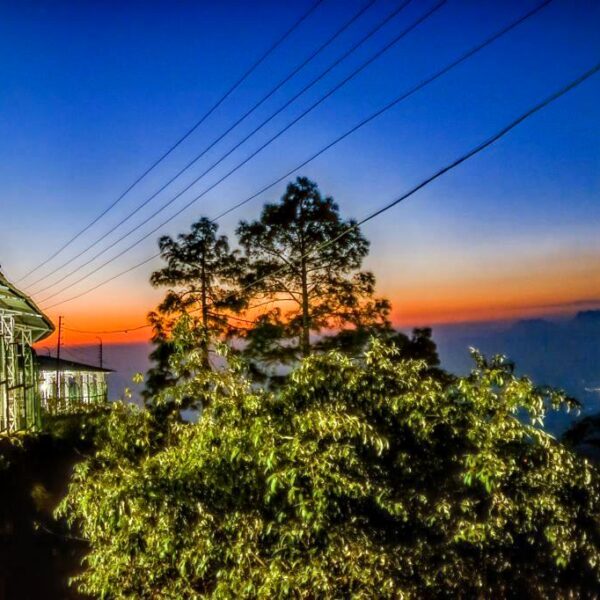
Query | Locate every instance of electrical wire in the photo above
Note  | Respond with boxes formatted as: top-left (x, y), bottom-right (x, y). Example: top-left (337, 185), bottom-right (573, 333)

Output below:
top-left (61, 299), bottom-right (284, 335)
top-left (63, 324), bottom-right (151, 335)
top-left (38, 0), bottom-right (446, 304)
top-left (25, 0), bottom-right (378, 292)
top-left (39, 0), bottom-right (550, 311)
top-left (52, 60), bottom-right (600, 331)
top-left (34, 0), bottom-right (431, 300)
top-left (233, 61), bottom-right (600, 300)
top-left (17, 0), bottom-right (325, 284)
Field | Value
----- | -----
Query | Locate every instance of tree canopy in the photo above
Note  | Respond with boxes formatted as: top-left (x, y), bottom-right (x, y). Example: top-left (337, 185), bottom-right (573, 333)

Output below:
top-left (60, 318), bottom-right (600, 599)
top-left (237, 177), bottom-right (390, 374)
top-left (145, 218), bottom-right (243, 400)
top-left (145, 178), bottom-right (439, 391)
top-left (150, 217), bottom-right (242, 327)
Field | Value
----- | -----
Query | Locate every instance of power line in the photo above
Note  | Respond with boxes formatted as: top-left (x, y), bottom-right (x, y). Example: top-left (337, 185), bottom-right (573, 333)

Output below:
top-left (38, 0), bottom-right (442, 302)
top-left (42, 253), bottom-right (160, 311)
top-left (17, 0), bottom-right (325, 284)
top-left (213, 0), bottom-right (554, 222)
top-left (39, 0), bottom-right (551, 310)
top-left (234, 61), bottom-right (600, 301)
top-left (63, 324), bottom-right (151, 335)
top-left (62, 300), bottom-right (283, 336)
top-left (55, 58), bottom-right (600, 333)
top-left (60, 310), bottom-right (257, 337)
top-left (33, 0), bottom-right (428, 299)
top-left (25, 0), bottom-right (378, 292)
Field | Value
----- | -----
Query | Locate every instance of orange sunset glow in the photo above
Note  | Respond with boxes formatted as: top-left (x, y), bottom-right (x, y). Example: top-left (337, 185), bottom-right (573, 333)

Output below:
top-left (35, 245), bottom-right (600, 350)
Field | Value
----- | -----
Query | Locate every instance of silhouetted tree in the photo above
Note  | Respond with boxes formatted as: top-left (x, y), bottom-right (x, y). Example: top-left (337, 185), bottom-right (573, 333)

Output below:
top-left (563, 412), bottom-right (600, 463)
top-left (237, 177), bottom-right (390, 377)
top-left (143, 311), bottom-right (177, 403)
top-left (144, 218), bottom-right (243, 403)
top-left (316, 325), bottom-right (452, 385)
top-left (388, 327), bottom-right (454, 383)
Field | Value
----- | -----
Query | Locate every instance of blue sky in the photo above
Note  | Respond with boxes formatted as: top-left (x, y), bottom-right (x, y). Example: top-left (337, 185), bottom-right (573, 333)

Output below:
top-left (1, 0), bottom-right (599, 341)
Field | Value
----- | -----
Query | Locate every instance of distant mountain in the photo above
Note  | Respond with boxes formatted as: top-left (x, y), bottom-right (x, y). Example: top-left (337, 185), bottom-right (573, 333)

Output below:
top-left (574, 310), bottom-right (600, 324)
top-left (74, 342), bottom-right (152, 406)
top-left (433, 311), bottom-right (600, 434)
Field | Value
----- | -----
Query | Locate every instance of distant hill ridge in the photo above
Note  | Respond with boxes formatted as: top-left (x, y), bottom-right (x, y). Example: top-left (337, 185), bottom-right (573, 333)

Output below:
top-left (574, 310), bottom-right (600, 324)
top-left (434, 310), bottom-right (600, 434)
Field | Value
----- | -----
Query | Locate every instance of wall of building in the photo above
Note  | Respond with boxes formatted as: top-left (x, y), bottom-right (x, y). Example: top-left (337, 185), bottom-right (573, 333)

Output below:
top-left (0, 312), bottom-right (40, 433)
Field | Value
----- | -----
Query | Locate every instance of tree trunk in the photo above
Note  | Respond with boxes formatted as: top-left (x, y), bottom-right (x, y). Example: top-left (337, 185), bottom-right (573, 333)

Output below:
top-left (200, 251), bottom-right (210, 369)
top-left (300, 254), bottom-right (310, 358)
top-left (298, 200), bottom-right (311, 359)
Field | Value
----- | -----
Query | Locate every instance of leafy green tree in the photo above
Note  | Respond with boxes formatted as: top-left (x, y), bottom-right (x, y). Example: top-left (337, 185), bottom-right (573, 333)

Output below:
top-left (60, 319), bottom-right (600, 598)
top-left (237, 177), bottom-right (390, 376)
top-left (316, 325), bottom-right (452, 386)
top-left (144, 218), bottom-right (243, 402)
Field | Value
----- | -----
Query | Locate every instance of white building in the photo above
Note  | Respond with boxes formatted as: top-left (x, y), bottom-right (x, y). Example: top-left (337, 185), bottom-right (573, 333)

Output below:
top-left (1, 271), bottom-right (54, 433)
top-left (36, 355), bottom-right (112, 415)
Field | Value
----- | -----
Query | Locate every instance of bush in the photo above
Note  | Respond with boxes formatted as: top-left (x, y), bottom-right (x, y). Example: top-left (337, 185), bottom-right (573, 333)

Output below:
top-left (60, 325), bottom-right (600, 598)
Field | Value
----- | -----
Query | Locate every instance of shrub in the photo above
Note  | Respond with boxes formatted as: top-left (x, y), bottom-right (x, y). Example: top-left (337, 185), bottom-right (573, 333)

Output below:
top-left (60, 325), bottom-right (600, 598)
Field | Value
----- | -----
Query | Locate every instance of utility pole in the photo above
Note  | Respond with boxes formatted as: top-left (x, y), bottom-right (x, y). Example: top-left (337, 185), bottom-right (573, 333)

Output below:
top-left (96, 336), bottom-right (103, 369)
top-left (55, 316), bottom-right (63, 405)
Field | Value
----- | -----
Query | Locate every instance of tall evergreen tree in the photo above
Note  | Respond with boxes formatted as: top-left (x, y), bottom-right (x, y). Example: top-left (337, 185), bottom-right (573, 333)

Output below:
top-left (237, 177), bottom-right (390, 374)
top-left (144, 218), bottom-right (242, 402)
top-left (143, 311), bottom-right (177, 403)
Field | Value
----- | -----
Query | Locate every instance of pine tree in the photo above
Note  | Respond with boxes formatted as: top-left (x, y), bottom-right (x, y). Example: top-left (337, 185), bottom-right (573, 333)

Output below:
top-left (144, 218), bottom-right (242, 403)
top-left (237, 177), bottom-right (390, 376)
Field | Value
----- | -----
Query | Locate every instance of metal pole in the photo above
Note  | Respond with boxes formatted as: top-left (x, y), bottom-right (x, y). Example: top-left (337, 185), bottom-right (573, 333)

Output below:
top-left (96, 335), bottom-right (103, 369)
top-left (55, 316), bottom-right (62, 409)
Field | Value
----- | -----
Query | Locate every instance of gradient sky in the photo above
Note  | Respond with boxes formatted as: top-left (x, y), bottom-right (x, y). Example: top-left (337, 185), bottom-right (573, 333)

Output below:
top-left (1, 0), bottom-right (599, 346)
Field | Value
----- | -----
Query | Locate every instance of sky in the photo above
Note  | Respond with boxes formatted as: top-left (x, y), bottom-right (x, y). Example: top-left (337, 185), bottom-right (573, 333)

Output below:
top-left (1, 0), bottom-right (599, 347)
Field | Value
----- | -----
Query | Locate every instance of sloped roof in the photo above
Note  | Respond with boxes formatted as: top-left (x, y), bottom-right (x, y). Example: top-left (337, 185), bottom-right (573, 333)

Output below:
top-left (0, 271), bottom-right (55, 342)
top-left (36, 354), bottom-right (113, 373)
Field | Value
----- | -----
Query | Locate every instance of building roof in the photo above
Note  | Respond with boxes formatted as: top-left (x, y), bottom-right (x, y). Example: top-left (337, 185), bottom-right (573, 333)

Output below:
top-left (0, 270), bottom-right (55, 342)
top-left (36, 354), bottom-right (113, 374)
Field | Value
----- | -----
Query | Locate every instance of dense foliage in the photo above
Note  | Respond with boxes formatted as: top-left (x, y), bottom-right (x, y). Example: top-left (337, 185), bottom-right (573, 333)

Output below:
top-left (60, 320), bottom-right (600, 598)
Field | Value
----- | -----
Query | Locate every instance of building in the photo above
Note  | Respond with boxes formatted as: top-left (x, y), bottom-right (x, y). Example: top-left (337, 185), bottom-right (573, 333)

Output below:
top-left (36, 355), bottom-right (112, 415)
top-left (0, 271), bottom-right (54, 433)
top-left (1, 270), bottom-right (112, 434)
